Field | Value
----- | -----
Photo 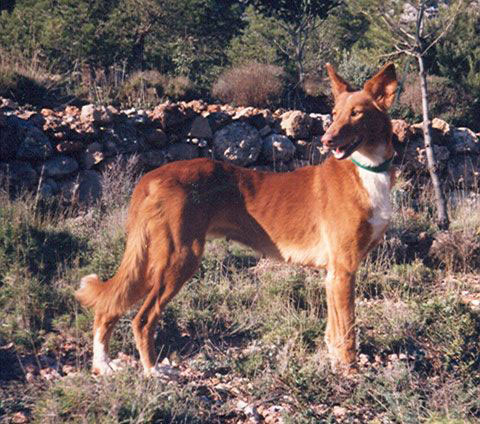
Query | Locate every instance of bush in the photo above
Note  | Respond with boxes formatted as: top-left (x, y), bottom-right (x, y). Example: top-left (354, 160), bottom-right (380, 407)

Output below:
top-left (119, 71), bottom-right (197, 107)
top-left (0, 68), bottom-right (49, 106)
top-left (212, 62), bottom-right (284, 108)
top-left (397, 73), bottom-right (475, 125)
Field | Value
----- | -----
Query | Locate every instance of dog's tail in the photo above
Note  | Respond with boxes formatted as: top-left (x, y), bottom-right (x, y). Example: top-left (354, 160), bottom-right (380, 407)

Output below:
top-left (75, 222), bottom-right (148, 316)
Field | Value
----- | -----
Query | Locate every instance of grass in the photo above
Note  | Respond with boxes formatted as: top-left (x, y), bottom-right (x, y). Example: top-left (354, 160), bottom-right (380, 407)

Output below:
top-left (0, 167), bottom-right (479, 423)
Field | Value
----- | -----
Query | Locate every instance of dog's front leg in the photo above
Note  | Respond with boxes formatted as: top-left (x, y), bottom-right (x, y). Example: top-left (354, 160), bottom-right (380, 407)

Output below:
top-left (324, 269), bottom-right (356, 370)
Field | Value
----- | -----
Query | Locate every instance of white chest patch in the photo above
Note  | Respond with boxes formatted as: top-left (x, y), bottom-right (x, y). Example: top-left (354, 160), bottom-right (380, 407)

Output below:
top-left (356, 166), bottom-right (392, 243)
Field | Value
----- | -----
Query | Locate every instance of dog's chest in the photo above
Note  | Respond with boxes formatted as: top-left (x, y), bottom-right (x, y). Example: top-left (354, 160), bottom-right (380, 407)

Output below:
top-left (356, 168), bottom-right (392, 242)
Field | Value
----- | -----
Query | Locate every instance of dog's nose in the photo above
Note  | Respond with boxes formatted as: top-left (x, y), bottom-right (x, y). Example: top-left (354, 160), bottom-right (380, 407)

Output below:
top-left (321, 132), bottom-right (334, 147)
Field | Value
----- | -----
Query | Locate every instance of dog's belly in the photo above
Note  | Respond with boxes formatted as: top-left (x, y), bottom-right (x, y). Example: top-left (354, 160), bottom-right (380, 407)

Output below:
top-left (278, 243), bottom-right (328, 268)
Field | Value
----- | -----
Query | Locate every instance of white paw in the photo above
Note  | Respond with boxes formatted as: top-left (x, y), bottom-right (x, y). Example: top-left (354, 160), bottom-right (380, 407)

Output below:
top-left (92, 360), bottom-right (114, 376)
top-left (145, 364), bottom-right (179, 380)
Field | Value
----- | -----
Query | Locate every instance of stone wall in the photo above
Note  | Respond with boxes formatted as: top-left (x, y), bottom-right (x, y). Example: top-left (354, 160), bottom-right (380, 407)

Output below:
top-left (0, 97), bottom-right (479, 205)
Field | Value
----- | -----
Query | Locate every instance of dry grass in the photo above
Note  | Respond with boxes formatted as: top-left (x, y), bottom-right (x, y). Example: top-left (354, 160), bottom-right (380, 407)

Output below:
top-left (0, 169), bottom-right (479, 423)
top-left (212, 62), bottom-right (284, 108)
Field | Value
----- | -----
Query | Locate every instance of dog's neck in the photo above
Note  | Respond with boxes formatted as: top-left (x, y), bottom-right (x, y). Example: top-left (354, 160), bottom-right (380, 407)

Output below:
top-left (350, 142), bottom-right (393, 171)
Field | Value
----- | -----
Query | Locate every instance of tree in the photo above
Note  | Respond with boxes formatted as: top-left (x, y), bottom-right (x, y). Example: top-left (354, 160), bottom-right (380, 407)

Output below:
top-left (247, 0), bottom-right (338, 106)
top-left (345, 0), bottom-right (468, 230)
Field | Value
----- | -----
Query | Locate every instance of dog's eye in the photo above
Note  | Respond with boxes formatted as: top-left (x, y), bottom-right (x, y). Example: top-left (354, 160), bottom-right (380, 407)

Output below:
top-left (351, 110), bottom-right (360, 117)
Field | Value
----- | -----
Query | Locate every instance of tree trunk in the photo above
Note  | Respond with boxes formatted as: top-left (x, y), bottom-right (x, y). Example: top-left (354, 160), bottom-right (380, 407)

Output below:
top-left (417, 54), bottom-right (449, 230)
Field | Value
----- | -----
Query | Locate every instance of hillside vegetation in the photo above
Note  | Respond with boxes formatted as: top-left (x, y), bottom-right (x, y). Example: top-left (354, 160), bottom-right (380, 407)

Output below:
top-left (0, 155), bottom-right (479, 422)
top-left (0, 1), bottom-right (479, 129)
top-left (1, 1), bottom-right (480, 423)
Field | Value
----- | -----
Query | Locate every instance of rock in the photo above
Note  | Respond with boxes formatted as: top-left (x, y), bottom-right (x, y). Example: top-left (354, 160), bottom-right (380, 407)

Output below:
top-left (0, 161), bottom-right (37, 188)
top-left (187, 115), bottom-right (212, 139)
top-left (78, 170), bottom-right (102, 204)
top-left (450, 127), bottom-right (479, 154)
top-left (206, 111), bottom-right (232, 132)
top-left (259, 125), bottom-right (272, 137)
top-left (391, 119), bottom-right (414, 144)
top-left (213, 122), bottom-right (262, 166)
top-left (143, 127), bottom-right (168, 147)
top-left (140, 149), bottom-right (167, 168)
top-left (295, 138), bottom-right (327, 165)
top-left (38, 178), bottom-right (59, 198)
top-left (16, 127), bottom-right (53, 160)
top-left (56, 140), bottom-right (84, 153)
top-left (101, 123), bottom-right (145, 154)
top-left (280, 110), bottom-right (313, 139)
top-left (403, 141), bottom-right (450, 172)
top-left (64, 105), bottom-right (80, 116)
top-left (166, 143), bottom-right (199, 161)
top-left (80, 104), bottom-right (101, 124)
top-left (42, 155), bottom-right (79, 179)
top-left (81, 151), bottom-right (105, 170)
top-left (233, 107), bottom-right (267, 129)
top-left (309, 114), bottom-right (326, 136)
top-left (262, 134), bottom-right (296, 163)
top-left (150, 103), bottom-right (190, 131)
top-left (0, 116), bottom-right (22, 160)
top-left (447, 155), bottom-right (479, 187)
top-left (432, 118), bottom-right (451, 135)
top-left (17, 111), bottom-right (45, 129)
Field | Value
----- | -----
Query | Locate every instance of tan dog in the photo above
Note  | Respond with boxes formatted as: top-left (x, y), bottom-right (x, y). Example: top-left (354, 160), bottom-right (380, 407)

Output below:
top-left (76, 63), bottom-right (397, 375)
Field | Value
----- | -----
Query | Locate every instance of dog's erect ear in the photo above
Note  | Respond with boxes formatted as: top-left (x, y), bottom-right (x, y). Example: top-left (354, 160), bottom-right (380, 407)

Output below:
top-left (325, 63), bottom-right (353, 100)
top-left (363, 63), bottom-right (397, 110)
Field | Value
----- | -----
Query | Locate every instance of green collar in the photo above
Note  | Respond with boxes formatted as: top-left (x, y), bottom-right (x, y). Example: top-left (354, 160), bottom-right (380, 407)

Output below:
top-left (350, 156), bottom-right (394, 173)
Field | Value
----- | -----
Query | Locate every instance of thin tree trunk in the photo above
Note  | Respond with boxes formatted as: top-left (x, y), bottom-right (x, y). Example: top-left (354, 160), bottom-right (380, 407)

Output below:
top-left (417, 54), bottom-right (449, 229)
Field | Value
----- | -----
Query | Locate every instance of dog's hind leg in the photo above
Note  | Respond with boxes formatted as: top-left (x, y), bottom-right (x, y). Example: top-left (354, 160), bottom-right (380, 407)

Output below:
top-left (91, 312), bottom-right (120, 375)
top-left (132, 237), bottom-right (205, 376)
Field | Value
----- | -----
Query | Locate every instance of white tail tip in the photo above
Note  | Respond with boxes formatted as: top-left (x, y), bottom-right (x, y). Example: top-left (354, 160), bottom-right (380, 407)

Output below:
top-left (80, 273), bottom-right (99, 289)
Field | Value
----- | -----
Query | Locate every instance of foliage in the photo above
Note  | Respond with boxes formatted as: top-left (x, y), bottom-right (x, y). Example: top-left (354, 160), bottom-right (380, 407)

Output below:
top-left (0, 172), bottom-right (480, 421)
top-left (212, 62), bottom-right (284, 107)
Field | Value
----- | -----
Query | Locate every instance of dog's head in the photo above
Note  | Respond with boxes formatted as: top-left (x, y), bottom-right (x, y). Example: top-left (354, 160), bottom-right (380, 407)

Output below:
top-left (321, 63), bottom-right (397, 160)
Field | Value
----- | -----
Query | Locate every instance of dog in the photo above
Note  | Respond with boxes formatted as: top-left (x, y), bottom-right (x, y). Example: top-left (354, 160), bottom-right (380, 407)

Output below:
top-left (76, 62), bottom-right (397, 376)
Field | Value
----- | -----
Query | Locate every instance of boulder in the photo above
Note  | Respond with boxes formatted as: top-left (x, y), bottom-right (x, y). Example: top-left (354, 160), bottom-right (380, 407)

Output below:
top-left (447, 155), bottom-right (479, 188)
top-left (80, 104), bottom-right (101, 124)
top-left (0, 116), bottom-right (22, 160)
top-left (80, 142), bottom-right (105, 169)
top-left (16, 127), bottom-right (53, 161)
top-left (450, 127), bottom-right (479, 154)
top-left (140, 149), bottom-right (167, 168)
top-left (166, 143), bottom-right (199, 161)
top-left (77, 170), bottom-right (102, 204)
top-left (42, 155), bottom-right (79, 179)
top-left (213, 122), bottom-right (262, 166)
top-left (150, 103), bottom-right (191, 131)
top-left (280, 110), bottom-right (313, 139)
top-left (56, 140), bottom-right (85, 154)
top-left (143, 127), bottom-right (168, 147)
top-left (295, 138), bottom-right (327, 165)
top-left (391, 119), bottom-right (413, 144)
top-left (187, 115), bottom-right (212, 139)
top-left (101, 123), bottom-right (145, 154)
top-left (206, 111), bottom-right (232, 132)
top-left (262, 134), bottom-right (296, 163)
top-left (0, 161), bottom-right (37, 188)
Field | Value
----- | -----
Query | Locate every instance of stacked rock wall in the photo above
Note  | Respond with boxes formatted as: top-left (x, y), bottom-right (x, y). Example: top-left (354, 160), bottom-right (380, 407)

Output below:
top-left (0, 97), bottom-right (479, 205)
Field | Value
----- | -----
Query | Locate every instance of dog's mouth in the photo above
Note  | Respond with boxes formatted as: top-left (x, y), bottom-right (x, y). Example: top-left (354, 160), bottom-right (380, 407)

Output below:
top-left (330, 137), bottom-right (363, 160)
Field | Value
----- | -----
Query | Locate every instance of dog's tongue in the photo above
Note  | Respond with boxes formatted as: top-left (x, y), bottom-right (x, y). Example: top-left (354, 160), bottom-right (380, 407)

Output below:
top-left (334, 147), bottom-right (345, 159)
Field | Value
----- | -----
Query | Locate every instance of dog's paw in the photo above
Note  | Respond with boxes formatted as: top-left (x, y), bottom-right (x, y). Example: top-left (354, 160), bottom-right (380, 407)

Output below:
top-left (145, 363), bottom-right (179, 380)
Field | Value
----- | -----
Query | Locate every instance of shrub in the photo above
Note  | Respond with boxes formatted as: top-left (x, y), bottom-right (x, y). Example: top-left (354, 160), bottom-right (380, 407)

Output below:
top-left (118, 70), bottom-right (166, 107)
top-left (212, 62), bottom-right (284, 108)
top-left (119, 71), bottom-right (197, 107)
top-left (397, 73), bottom-right (474, 125)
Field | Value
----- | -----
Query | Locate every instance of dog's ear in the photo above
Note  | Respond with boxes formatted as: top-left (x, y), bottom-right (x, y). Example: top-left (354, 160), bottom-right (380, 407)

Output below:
top-left (363, 63), bottom-right (397, 110)
top-left (325, 63), bottom-right (353, 100)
